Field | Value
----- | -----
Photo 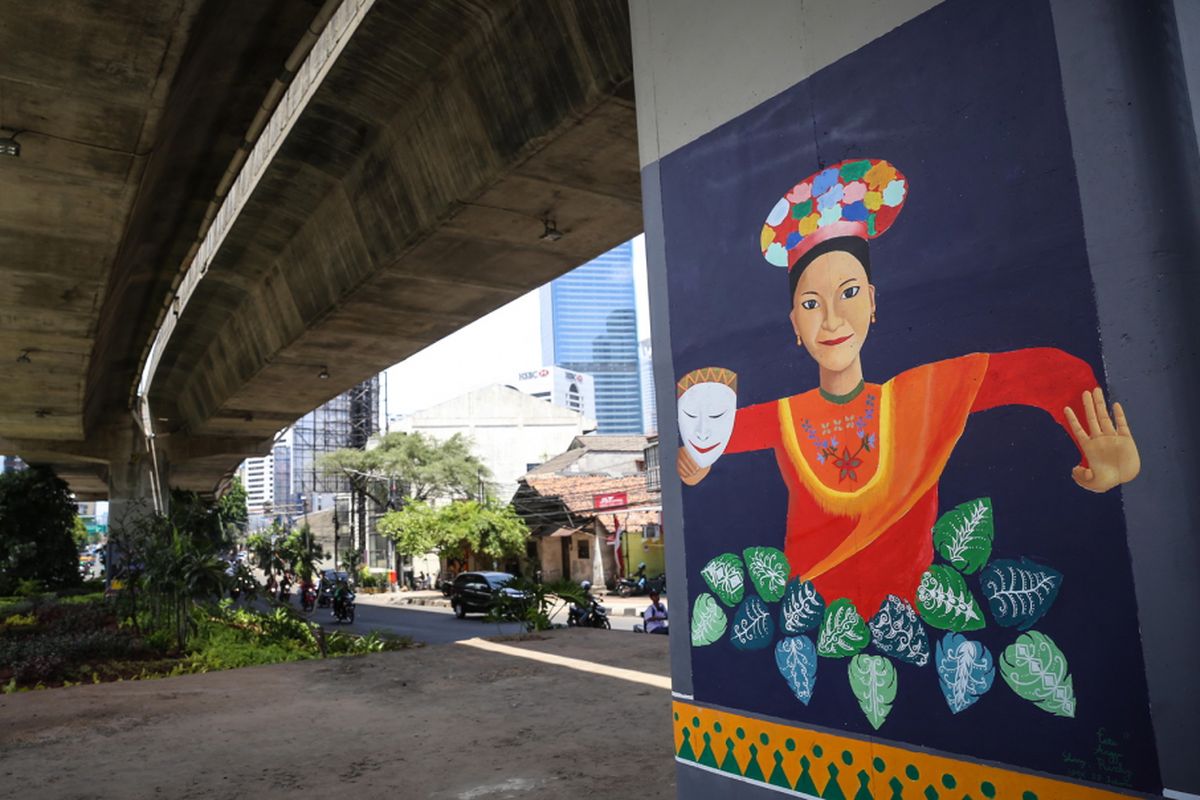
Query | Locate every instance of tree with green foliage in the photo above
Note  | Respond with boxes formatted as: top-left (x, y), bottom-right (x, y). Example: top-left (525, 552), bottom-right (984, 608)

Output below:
top-left (280, 524), bottom-right (324, 582)
top-left (246, 523), bottom-right (287, 580)
top-left (72, 516), bottom-right (89, 551)
top-left (377, 500), bottom-right (529, 564)
top-left (0, 466), bottom-right (81, 594)
top-left (218, 476), bottom-right (249, 543)
top-left (318, 431), bottom-right (491, 508)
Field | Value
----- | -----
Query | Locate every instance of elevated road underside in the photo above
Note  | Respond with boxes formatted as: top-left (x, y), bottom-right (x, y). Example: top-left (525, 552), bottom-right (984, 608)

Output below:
top-left (0, 0), bottom-right (639, 499)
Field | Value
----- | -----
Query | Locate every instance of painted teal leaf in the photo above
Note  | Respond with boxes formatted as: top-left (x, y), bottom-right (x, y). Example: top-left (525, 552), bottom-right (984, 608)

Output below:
top-left (816, 598), bottom-right (869, 658)
top-left (774, 635), bottom-right (818, 705)
top-left (980, 558), bottom-right (1062, 630)
top-left (742, 546), bottom-right (790, 602)
top-left (932, 497), bottom-right (994, 574)
top-left (701, 553), bottom-right (746, 607)
top-left (916, 565), bottom-right (986, 631)
top-left (690, 592), bottom-right (728, 647)
top-left (779, 578), bottom-right (825, 634)
top-left (935, 632), bottom-right (995, 713)
top-left (848, 654), bottom-right (897, 730)
top-left (729, 596), bottom-right (774, 651)
top-left (868, 594), bottom-right (930, 666)
top-left (1000, 630), bottom-right (1076, 718)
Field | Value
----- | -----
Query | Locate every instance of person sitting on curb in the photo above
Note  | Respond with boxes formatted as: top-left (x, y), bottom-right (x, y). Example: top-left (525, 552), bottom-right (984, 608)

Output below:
top-left (643, 589), bottom-right (669, 635)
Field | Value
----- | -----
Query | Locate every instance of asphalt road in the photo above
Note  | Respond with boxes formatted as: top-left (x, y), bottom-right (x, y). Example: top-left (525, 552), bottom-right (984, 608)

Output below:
top-left (308, 598), bottom-right (646, 643)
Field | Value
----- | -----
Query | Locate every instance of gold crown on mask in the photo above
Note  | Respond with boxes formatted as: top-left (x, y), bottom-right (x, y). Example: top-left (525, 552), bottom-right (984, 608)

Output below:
top-left (676, 367), bottom-right (738, 398)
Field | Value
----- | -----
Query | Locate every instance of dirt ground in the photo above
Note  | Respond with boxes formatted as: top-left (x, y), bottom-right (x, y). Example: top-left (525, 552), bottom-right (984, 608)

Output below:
top-left (0, 629), bottom-right (675, 800)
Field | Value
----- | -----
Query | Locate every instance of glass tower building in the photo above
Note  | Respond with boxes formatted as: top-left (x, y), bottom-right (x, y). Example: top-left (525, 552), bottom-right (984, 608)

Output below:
top-left (541, 241), bottom-right (643, 434)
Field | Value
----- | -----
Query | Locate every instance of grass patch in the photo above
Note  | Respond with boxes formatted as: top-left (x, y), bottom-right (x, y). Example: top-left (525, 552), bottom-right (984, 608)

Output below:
top-left (1, 595), bottom-right (419, 692)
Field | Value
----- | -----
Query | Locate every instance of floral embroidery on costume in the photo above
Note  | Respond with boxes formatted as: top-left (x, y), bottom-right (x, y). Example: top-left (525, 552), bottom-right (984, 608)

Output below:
top-left (800, 393), bottom-right (878, 483)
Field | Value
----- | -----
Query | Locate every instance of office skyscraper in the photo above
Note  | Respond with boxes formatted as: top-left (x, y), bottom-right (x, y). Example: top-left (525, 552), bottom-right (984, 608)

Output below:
top-left (540, 241), bottom-right (643, 434)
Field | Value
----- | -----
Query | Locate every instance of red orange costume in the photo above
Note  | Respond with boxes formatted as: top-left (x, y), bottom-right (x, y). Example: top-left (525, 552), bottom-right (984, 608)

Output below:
top-left (725, 348), bottom-right (1095, 615)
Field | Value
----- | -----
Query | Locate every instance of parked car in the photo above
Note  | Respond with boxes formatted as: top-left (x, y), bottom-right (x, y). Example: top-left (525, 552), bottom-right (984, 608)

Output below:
top-left (449, 571), bottom-right (529, 619)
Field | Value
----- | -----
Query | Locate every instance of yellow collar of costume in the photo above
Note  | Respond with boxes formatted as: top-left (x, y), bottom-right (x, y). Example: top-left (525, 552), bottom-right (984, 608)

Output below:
top-left (777, 381), bottom-right (895, 517)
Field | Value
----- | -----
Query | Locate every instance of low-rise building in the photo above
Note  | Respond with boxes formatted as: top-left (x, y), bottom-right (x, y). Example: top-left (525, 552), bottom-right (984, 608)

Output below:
top-left (513, 435), bottom-right (663, 588)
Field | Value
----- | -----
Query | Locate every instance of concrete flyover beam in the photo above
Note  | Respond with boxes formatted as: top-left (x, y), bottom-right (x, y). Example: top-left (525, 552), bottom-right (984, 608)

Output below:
top-left (146, 0), bottom-right (640, 491)
top-left (0, 0), bottom-right (330, 492)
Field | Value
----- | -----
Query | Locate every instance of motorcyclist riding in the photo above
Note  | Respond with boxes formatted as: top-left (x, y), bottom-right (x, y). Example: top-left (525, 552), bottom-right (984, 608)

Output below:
top-left (332, 578), bottom-right (352, 621)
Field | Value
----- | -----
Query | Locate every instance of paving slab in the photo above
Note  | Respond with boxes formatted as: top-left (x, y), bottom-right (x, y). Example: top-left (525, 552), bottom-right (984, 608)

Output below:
top-left (0, 629), bottom-right (675, 800)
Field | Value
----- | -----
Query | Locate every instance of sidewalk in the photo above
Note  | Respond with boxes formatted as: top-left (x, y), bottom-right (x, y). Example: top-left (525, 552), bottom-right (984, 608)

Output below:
top-left (360, 588), bottom-right (662, 617)
top-left (0, 629), bottom-right (674, 800)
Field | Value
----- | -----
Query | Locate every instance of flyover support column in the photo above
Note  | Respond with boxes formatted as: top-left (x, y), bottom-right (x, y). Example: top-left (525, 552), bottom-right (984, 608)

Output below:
top-left (633, 1), bottom-right (1199, 798)
top-left (106, 412), bottom-right (168, 570)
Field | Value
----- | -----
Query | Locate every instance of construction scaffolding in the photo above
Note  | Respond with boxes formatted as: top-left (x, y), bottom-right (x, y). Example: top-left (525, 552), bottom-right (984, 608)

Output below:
top-left (288, 376), bottom-right (380, 507)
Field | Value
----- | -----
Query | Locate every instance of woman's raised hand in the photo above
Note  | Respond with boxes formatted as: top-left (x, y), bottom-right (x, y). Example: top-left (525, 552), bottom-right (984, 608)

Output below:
top-left (1063, 387), bottom-right (1140, 493)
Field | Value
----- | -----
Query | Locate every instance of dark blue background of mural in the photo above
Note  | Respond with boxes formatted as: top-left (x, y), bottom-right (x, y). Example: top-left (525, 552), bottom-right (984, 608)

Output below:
top-left (661, 0), bottom-right (1160, 792)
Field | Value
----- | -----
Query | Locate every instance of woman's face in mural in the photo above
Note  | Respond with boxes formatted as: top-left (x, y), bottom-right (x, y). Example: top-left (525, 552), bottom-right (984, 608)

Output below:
top-left (677, 382), bottom-right (738, 468)
top-left (789, 250), bottom-right (876, 375)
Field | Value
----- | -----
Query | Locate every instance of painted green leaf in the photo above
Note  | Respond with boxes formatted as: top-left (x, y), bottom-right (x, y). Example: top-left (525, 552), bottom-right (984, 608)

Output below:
top-left (730, 596), bottom-right (775, 651)
top-left (932, 497), bottom-right (994, 574)
top-left (779, 578), bottom-right (825, 634)
top-left (774, 635), bottom-right (818, 705)
top-left (868, 594), bottom-right (930, 666)
top-left (743, 546), bottom-right (790, 602)
top-left (690, 592), bottom-right (728, 647)
top-left (816, 598), bottom-right (869, 658)
top-left (916, 565), bottom-right (986, 631)
top-left (701, 553), bottom-right (746, 607)
top-left (849, 654), bottom-right (897, 730)
top-left (980, 558), bottom-right (1062, 630)
top-left (1000, 630), bottom-right (1076, 718)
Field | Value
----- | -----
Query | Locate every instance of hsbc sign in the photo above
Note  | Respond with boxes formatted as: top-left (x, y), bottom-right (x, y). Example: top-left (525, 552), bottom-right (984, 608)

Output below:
top-left (518, 368), bottom-right (551, 381)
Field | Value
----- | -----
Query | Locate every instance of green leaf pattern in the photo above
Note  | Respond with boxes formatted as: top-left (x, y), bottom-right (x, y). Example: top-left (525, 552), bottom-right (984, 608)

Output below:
top-left (701, 554), bottom-right (746, 607)
top-left (932, 497), bottom-right (994, 574)
top-left (743, 546), bottom-right (789, 602)
top-left (690, 592), bottom-right (727, 646)
top-left (816, 598), bottom-right (869, 658)
top-left (779, 578), bottom-right (825, 634)
top-left (1000, 630), bottom-right (1076, 718)
top-left (916, 565), bottom-right (985, 631)
top-left (849, 654), bottom-right (897, 730)
top-left (690, 494), bottom-right (1081, 723)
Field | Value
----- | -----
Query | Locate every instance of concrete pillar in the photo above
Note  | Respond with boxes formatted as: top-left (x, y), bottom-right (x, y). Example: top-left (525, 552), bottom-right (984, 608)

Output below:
top-left (634, 0), bottom-right (1198, 797)
top-left (106, 414), bottom-right (167, 559)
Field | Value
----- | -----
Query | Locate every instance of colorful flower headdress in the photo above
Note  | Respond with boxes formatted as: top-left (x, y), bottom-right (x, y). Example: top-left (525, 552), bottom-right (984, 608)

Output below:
top-left (676, 367), bottom-right (738, 397)
top-left (760, 159), bottom-right (907, 270)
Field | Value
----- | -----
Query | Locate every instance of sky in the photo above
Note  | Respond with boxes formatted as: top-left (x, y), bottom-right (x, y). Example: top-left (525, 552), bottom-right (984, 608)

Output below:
top-left (383, 234), bottom-right (650, 420)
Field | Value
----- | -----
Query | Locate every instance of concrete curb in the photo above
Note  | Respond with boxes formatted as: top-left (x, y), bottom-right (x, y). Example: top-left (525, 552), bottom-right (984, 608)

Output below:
top-left (358, 593), bottom-right (645, 616)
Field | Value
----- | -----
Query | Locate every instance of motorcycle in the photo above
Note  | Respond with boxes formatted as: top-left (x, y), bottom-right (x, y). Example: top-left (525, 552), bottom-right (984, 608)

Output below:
top-left (567, 597), bottom-right (611, 629)
top-left (332, 589), bottom-right (356, 624)
top-left (616, 569), bottom-right (666, 598)
top-left (300, 584), bottom-right (316, 612)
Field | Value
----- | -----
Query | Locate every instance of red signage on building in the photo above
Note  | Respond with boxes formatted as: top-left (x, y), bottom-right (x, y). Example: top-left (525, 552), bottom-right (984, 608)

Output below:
top-left (593, 492), bottom-right (628, 509)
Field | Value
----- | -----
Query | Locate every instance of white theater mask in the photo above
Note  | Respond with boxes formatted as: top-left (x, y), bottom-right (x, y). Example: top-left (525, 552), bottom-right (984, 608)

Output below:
top-left (677, 381), bottom-right (738, 468)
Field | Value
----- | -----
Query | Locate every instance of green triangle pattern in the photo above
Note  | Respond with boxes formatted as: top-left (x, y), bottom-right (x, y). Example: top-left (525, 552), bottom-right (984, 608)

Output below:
top-left (795, 755), bottom-right (820, 795)
top-left (854, 769), bottom-right (873, 800)
top-left (822, 763), bottom-right (848, 800)
top-left (720, 738), bottom-right (742, 775)
top-left (678, 728), bottom-right (696, 762)
top-left (744, 744), bottom-right (766, 781)
top-left (769, 750), bottom-right (791, 789)
top-left (698, 732), bottom-right (718, 768)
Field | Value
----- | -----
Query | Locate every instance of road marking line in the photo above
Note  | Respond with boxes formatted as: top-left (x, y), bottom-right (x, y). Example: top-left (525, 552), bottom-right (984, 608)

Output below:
top-left (456, 637), bottom-right (672, 689)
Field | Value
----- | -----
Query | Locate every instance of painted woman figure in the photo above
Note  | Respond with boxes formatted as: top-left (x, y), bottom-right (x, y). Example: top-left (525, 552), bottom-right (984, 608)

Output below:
top-left (675, 159), bottom-right (1140, 616)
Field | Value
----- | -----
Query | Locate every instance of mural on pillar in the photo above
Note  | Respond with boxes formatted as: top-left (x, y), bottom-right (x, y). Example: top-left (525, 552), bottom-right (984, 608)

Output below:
top-left (662, 0), bottom-right (1160, 796)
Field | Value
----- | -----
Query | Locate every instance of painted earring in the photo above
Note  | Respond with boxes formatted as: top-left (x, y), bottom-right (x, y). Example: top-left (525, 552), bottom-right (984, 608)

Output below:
top-left (871, 313), bottom-right (876, 323)
top-left (796, 336), bottom-right (803, 346)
